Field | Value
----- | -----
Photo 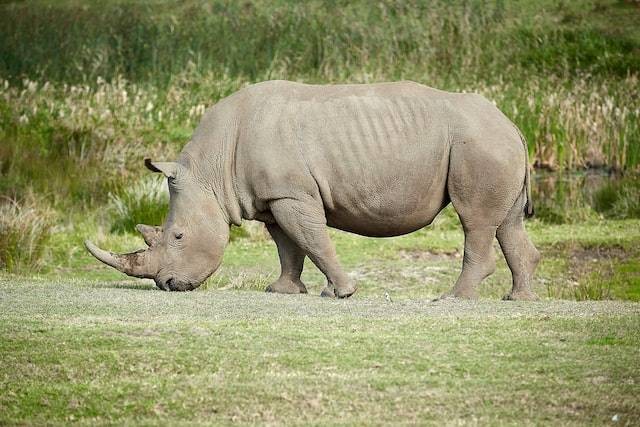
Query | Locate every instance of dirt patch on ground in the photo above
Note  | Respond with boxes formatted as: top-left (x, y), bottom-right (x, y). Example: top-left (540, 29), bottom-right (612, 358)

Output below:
top-left (569, 247), bottom-right (629, 263)
top-left (566, 247), bottom-right (631, 279)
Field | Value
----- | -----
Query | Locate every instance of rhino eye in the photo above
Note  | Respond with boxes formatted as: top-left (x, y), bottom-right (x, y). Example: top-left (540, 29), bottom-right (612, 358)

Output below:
top-left (174, 232), bottom-right (184, 240)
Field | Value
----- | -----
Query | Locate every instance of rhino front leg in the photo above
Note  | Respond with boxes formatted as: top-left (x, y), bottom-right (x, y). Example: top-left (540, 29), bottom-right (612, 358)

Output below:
top-left (265, 223), bottom-right (308, 294)
top-left (268, 198), bottom-right (357, 298)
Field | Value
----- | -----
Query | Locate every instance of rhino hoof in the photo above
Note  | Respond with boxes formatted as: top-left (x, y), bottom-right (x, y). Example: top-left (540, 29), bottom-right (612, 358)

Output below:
top-left (503, 290), bottom-right (539, 301)
top-left (336, 285), bottom-right (357, 299)
top-left (320, 285), bottom-right (336, 298)
top-left (265, 278), bottom-right (308, 294)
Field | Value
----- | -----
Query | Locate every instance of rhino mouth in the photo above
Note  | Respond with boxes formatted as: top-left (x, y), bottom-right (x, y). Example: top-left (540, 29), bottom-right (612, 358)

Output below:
top-left (156, 277), bottom-right (197, 292)
top-left (85, 238), bottom-right (212, 292)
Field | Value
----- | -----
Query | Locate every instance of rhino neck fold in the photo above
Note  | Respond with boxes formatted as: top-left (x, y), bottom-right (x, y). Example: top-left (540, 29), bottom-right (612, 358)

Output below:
top-left (180, 139), bottom-right (243, 227)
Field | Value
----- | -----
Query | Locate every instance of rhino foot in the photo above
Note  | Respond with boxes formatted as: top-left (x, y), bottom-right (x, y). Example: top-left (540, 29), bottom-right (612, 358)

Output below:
top-left (265, 278), bottom-right (308, 294)
top-left (320, 282), bottom-right (357, 298)
top-left (436, 288), bottom-right (479, 301)
top-left (320, 285), bottom-right (335, 298)
top-left (336, 283), bottom-right (357, 298)
top-left (502, 289), bottom-right (539, 301)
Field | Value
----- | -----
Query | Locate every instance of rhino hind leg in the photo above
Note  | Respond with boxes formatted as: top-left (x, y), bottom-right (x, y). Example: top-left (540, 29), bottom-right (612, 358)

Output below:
top-left (265, 223), bottom-right (308, 294)
top-left (497, 193), bottom-right (540, 301)
top-left (443, 136), bottom-right (527, 299)
top-left (443, 225), bottom-right (498, 299)
top-left (268, 198), bottom-right (357, 298)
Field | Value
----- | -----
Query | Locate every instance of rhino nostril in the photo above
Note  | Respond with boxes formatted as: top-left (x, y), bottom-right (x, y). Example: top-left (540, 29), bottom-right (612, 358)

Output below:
top-left (165, 278), bottom-right (175, 290)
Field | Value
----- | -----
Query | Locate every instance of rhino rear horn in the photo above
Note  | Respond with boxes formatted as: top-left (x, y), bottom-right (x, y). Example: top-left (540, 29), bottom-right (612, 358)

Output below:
top-left (136, 224), bottom-right (163, 247)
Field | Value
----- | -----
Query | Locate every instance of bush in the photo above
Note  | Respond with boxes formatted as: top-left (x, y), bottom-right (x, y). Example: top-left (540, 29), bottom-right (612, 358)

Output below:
top-left (109, 176), bottom-right (169, 233)
top-left (0, 195), bottom-right (54, 272)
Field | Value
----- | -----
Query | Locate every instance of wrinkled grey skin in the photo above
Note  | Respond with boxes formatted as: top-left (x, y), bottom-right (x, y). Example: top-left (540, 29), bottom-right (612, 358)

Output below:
top-left (86, 80), bottom-right (540, 300)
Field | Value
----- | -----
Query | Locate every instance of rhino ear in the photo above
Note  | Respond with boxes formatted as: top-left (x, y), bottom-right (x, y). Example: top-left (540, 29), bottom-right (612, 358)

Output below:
top-left (145, 158), bottom-right (179, 179)
top-left (136, 224), bottom-right (163, 247)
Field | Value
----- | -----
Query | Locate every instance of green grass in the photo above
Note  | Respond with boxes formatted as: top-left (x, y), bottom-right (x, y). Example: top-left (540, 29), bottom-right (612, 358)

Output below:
top-left (108, 175), bottom-right (169, 234)
top-left (593, 176), bottom-right (640, 219)
top-left (1, 277), bottom-right (639, 425)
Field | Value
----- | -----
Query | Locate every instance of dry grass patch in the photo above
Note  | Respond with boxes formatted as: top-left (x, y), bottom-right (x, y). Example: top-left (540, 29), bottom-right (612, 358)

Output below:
top-left (0, 194), bottom-right (54, 272)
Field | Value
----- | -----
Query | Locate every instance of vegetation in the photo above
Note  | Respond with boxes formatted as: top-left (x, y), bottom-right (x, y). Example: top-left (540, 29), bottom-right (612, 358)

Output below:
top-left (593, 176), bottom-right (640, 219)
top-left (0, 193), bottom-right (54, 273)
top-left (109, 175), bottom-right (169, 234)
top-left (2, 0), bottom-right (640, 194)
top-left (534, 172), bottom-right (640, 223)
top-left (1, 1), bottom-right (640, 423)
top-left (0, 0), bottom-right (639, 283)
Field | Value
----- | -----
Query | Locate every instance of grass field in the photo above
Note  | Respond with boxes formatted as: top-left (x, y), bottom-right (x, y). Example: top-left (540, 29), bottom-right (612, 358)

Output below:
top-left (2, 278), bottom-right (639, 425)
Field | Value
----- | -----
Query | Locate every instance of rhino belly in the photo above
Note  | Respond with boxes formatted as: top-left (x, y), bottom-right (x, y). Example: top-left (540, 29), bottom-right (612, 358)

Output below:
top-left (320, 155), bottom-right (449, 237)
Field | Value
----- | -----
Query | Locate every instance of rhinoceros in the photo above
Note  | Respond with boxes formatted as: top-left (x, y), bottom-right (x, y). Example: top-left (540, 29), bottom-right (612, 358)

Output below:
top-left (86, 80), bottom-right (540, 300)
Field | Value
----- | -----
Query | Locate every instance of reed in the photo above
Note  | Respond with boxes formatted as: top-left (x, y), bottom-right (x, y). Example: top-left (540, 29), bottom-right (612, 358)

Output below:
top-left (109, 175), bottom-right (169, 234)
top-left (2, 71), bottom-right (637, 207)
top-left (0, 194), bottom-right (54, 272)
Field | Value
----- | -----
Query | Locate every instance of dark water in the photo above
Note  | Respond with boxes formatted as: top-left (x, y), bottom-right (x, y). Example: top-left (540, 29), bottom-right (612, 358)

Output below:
top-left (532, 171), bottom-right (640, 223)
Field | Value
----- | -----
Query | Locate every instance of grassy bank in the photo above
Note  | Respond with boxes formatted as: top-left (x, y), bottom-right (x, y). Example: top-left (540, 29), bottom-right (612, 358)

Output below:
top-left (1, 278), bottom-right (639, 425)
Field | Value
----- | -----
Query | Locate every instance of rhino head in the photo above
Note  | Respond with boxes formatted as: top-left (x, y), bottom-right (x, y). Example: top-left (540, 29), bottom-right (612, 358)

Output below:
top-left (85, 158), bottom-right (230, 291)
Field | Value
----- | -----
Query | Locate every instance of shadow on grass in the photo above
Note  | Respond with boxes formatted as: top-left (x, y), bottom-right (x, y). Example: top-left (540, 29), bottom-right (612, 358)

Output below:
top-left (87, 281), bottom-right (157, 291)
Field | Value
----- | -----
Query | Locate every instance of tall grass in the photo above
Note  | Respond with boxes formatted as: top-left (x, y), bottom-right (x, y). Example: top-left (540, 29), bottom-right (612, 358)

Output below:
top-left (593, 177), bottom-right (640, 219)
top-left (0, 194), bottom-right (54, 272)
top-left (533, 172), bottom-right (640, 223)
top-left (2, 72), bottom-right (637, 204)
top-left (109, 175), bottom-right (169, 233)
top-left (0, 73), bottom-right (245, 205)
top-left (476, 76), bottom-right (640, 171)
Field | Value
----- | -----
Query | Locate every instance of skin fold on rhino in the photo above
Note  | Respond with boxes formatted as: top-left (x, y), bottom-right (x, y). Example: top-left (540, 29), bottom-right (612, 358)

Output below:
top-left (86, 80), bottom-right (540, 300)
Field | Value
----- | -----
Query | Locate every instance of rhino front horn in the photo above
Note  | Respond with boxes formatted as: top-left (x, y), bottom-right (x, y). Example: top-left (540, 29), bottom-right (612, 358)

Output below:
top-left (84, 240), bottom-right (157, 279)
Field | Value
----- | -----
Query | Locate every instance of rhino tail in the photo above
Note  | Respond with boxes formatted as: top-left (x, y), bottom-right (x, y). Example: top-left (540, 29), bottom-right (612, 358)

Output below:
top-left (518, 129), bottom-right (535, 218)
